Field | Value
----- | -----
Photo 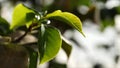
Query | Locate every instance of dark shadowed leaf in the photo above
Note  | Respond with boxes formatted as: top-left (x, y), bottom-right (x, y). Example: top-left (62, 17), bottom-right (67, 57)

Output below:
top-left (38, 24), bottom-right (46, 63)
top-left (26, 47), bottom-right (38, 68)
top-left (62, 36), bottom-right (72, 58)
top-left (0, 16), bottom-right (10, 35)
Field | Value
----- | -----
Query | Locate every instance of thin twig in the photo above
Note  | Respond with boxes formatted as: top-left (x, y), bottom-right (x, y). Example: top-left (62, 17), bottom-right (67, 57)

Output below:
top-left (12, 30), bottom-right (29, 43)
top-left (11, 25), bottom-right (32, 43)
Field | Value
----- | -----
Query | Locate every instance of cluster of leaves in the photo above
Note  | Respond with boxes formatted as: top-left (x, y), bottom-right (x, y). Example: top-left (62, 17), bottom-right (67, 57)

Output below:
top-left (0, 3), bottom-right (84, 68)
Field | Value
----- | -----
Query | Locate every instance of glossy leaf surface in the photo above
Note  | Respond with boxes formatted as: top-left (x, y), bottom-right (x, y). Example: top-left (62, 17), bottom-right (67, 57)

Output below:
top-left (38, 26), bottom-right (62, 64)
top-left (45, 10), bottom-right (85, 37)
top-left (10, 4), bottom-right (35, 29)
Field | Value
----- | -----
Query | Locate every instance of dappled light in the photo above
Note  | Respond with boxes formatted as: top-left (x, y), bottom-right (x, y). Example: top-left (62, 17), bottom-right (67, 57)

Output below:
top-left (0, 0), bottom-right (120, 68)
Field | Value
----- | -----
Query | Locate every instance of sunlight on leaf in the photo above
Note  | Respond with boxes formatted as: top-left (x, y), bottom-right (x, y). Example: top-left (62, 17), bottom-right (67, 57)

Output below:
top-left (10, 4), bottom-right (35, 29)
top-left (38, 26), bottom-right (62, 64)
top-left (45, 10), bottom-right (85, 37)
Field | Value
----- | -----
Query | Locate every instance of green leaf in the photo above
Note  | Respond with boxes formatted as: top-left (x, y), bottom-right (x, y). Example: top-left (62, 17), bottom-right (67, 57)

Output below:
top-left (38, 24), bottom-right (46, 63)
top-left (0, 16), bottom-right (10, 35)
top-left (62, 36), bottom-right (72, 58)
top-left (45, 10), bottom-right (85, 37)
top-left (10, 3), bottom-right (35, 29)
top-left (26, 47), bottom-right (38, 68)
top-left (78, 0), bottom-right (91, 6)
top-left (38, 25), bottom-right (62, 64)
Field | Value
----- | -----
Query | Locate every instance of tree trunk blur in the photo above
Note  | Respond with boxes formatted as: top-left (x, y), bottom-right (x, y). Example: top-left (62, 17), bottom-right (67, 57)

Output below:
top-left (0, 44), bottom-right (28, 68)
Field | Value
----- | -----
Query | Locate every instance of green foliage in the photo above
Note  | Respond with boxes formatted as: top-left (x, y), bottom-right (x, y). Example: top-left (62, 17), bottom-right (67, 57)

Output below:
top-left (0, 17), bottom-right (10, 35)
top-left (116, 6), bottom-right (120, 14)
top-left (77, 0), bottom-right (91, 6)
top-left (0, 3), bottom-right (84, 68)
top-left (62, 36), bottom-right (72, 58)
top-left (45, 10), bottom-right (85, 37)
top-left (10, 4), bottom-right (35, 29)
top-left (26, 47), bottom-right (38, 68)
top-left (38, 26), bottom-right (62, 64)
top-left (101, 19), bottom-right (114, 31)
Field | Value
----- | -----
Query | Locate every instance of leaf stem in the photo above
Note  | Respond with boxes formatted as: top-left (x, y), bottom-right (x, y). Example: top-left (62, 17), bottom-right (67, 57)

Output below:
top-left (12, 30), bottom-right (29, 43)
top-left (11, 25), bottom-right (33, 43)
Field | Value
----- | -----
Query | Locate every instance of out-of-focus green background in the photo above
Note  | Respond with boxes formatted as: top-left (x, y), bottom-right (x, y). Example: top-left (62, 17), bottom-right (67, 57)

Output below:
top-left (1, 0), bottom-right (120, 68)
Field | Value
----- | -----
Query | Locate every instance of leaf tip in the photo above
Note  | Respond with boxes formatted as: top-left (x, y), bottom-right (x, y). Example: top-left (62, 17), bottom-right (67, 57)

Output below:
top-left (81, 31), bottom-right (86, 37)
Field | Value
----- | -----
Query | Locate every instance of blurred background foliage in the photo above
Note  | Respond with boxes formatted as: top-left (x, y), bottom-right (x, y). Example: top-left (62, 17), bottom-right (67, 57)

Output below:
top-left (0, 0), bottom-right (119, 31)
top-left (0, 0), bottom-right (120, 68)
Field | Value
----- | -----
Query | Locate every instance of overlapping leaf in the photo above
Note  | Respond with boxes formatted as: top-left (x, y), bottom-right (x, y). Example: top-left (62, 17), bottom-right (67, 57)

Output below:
top-left (10, 4), bottom-right (35, 29)
top-left (38, 26), bottom-right (62, 64)
top-left (45, 10), bottom-right (85, 37)
top-left (62, 36), bottom-right (72, 58)
top-left (0, 17), bottom-right (10, 35)
top-left (26, 47), bottom-right (38, 68)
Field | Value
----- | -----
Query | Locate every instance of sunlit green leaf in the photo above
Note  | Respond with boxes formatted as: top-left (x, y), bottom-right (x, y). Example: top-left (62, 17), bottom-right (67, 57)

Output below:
top-left (45, 10), bottom-right (85, 37)
top-left (38, 25), bottom-right (62, 64)
top-left (62, 36), bottom-right (72, 58)
top-left (10, 4), bottom-right (35, 29)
